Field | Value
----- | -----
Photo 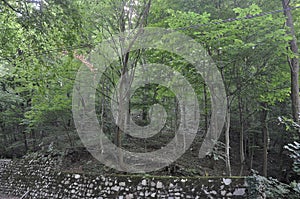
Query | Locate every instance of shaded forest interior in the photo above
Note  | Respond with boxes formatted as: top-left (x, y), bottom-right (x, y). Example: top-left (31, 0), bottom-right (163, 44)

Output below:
top-left (0, 0), bottom-right (300, 194)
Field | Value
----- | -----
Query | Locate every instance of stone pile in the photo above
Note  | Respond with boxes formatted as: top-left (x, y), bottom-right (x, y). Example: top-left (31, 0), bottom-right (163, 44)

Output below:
top-left (0, 155), bottom-right (248, 198)
top-left (0, 159), bottom-right (12, 173)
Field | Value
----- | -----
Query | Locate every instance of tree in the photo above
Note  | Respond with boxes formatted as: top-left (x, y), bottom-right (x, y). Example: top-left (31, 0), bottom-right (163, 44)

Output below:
top-left (282, 0), bottom-right (300, 125)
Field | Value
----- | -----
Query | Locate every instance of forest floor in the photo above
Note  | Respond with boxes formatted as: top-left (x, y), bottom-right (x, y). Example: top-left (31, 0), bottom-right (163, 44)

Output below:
top-left (60, 129), bottom-right (293, 182)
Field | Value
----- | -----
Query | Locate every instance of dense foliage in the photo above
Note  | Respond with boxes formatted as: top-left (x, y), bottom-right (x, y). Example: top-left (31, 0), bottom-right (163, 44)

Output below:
top-left (0, 0), bottom-right (300, 190)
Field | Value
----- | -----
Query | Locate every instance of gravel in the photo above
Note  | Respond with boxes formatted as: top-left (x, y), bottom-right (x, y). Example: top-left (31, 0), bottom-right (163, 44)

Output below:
top-left (0, 194), bottom-right (19, 199)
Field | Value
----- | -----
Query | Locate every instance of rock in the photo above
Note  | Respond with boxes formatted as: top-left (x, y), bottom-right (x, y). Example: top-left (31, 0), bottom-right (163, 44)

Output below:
top-left (223, 178), bottom-right (232, 185)
top-left (221, 190), bottom-right (226, 196)
top-left (142, 179), bottom-right (147, 186)
top-left (233, 188), bottom-right (246, 196)
top-left (119, 182), bottom-right (126, 187)
top-left (125, 194), bottom-right (134, 199)
top-left (74, 174), bottom-right (80, 179)
top-left (111, 186), bottom-right (120, 192)
top-left (210, 190), bottom-right (217, 195)
top-left (156, 181), bottom-right (163, 189)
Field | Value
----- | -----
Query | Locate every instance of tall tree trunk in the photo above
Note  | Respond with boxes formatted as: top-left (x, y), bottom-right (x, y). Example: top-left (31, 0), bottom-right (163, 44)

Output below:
top-left (23, 131), bottom-right (28, 153)
top-left (225, 103), bottom-right (232, 176)
top-left (114, 61), bottom-right (128, 169)
top-left (238, 95), bottom-right (245, 175)
top-left (236, 62), bottom-right (245, 175)
top-left (203, 83), bottom-right (209, 133)
top-left (282, 0), bottom-right (300, 124)
top-left (261, 103), bottom-right (269, 177)
top-left (31, 129), bottom-right (36, 151)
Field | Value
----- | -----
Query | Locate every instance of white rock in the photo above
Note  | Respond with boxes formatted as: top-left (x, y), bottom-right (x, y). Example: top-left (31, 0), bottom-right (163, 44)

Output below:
top-left (74, 174), bottom-right (81, 179)
top-left (119, 182), bottom-right (126, 187)
top-left (226, 192), bottom-right (233, 196)
top-left (111, 186), bottom-right (120, 192)
top-left (142, 179), bottom-right (147, 186)
top-left (221, 190), bottom-right (226, 196)
top-left (125, 194), bottom-right (134, 199)
top-left (210, 190), bottom-right (217, 195)
top-left (145, 191), bottom-right (150, 196)
top-left (156, 181), bottom-right (163, 189)
top-left (222, 178), bottom-right (232, 185)
top-left (233, 188), bottom-right (246, 196)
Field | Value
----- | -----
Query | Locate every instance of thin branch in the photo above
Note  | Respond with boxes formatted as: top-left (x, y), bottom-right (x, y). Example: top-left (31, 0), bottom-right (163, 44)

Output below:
top-left (1, 0), bottom-right (22, 14)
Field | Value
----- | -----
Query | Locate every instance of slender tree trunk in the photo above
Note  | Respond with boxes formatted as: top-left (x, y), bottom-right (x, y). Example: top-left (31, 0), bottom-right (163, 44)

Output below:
top-left (31, 129), bottom-right (36, 151)
top-left (23, 131), bottom-right (28, 153)
top-left (225, 103), bottom-right (232, 176)
top-left (182, 99), bottom-right (186, 151)
top-left (261, 103), bottom-right (269, 177)
top-left (238, 96), bottom-right (245, 175)
top-left (282, 0), bottom-right (300, 124)
top-left (115, 64), bottom-right (128, 168)
top-left (236, 61), bottom-right (245, 175)
top-left (203, 83), bottom-right (209, 133)
top-left (249, 136), bottom-right (254, 170)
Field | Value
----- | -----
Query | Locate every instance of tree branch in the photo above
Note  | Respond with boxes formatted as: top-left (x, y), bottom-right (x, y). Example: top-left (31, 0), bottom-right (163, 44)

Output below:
top-left (1, 0), bottom-right (22, 14)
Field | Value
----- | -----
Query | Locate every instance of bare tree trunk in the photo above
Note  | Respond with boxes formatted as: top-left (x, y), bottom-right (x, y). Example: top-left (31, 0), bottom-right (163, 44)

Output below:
top-left (100, 81), bottom-right (105, 153)
top-left (261, 103), bottom-right (269, 177)
top-left (236, 59), bottom-right (245, 175)
top-left (203, 83), bottom-right (209, 133)
top-left (225, 104), bottom-right (232, 176)
top-left (23, 131), bottom-right (28, 153)
top-left (282, 0), bottom-right (300, 124)
top-left (31, 129), bottom-right (36, 151)
top-left (238, 95), bottom-right (245, 175)
top-left (115, 63), bottom-right (128, 168)
top-left (182, 99), bottom-right (186, 151)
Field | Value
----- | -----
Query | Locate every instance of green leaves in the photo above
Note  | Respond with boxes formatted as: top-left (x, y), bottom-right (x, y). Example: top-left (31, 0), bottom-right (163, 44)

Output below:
top-left (233, 4), bottom-right (262, 17)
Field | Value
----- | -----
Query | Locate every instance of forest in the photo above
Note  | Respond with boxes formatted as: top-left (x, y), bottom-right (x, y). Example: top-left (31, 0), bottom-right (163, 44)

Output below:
top-left (0, 0), bottom-right (300, 198)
